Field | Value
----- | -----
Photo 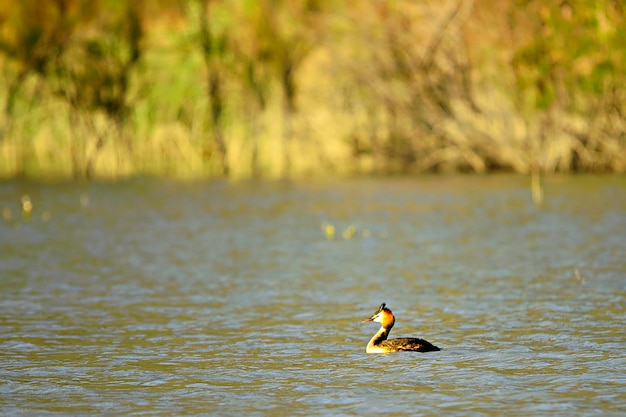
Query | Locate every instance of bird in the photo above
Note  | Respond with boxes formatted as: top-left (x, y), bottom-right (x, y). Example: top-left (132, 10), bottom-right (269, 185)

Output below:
top-left (361, 303), bottom-right (440, 353)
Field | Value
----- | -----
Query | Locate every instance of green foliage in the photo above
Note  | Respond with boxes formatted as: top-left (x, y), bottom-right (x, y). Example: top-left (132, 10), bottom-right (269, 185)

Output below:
top-left (0, 0), bottom-right (624, 179)
top-left (510, 0), bottom-right (625, 110)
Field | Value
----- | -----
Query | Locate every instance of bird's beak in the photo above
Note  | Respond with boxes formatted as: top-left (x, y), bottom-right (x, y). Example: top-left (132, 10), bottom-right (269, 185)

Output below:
top-left (361, 316), bottom-right (374, 322)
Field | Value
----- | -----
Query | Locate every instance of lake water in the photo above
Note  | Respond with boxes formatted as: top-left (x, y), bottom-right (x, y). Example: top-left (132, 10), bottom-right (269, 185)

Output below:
top-left (1, 175), bottom-right (625, 416)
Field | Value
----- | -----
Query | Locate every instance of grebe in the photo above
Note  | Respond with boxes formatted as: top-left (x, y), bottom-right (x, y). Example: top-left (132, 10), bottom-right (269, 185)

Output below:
top-left (361, 303), bottom-right (440, 353)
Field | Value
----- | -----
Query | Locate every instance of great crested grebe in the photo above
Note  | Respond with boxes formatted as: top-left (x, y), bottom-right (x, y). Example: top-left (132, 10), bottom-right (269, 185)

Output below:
top-left (361, 303), bottom-right (440, 353)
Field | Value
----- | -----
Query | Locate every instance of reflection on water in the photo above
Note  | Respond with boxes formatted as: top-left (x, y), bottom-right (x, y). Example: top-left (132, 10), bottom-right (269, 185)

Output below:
top-left (1, 176), bottom-right (625, 415)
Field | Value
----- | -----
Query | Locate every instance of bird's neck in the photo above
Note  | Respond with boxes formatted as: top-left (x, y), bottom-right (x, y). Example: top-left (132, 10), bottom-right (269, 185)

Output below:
top-left (368, 324), bottom-right (392, 348)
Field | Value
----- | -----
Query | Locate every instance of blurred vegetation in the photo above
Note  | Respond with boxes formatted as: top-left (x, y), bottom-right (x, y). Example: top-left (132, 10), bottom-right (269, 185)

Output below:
top-left (0, 0), bottom-right (624, 179)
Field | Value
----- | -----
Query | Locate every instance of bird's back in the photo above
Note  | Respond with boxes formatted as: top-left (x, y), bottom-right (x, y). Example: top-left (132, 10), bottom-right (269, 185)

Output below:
top-left (378, 337), bottom-right (441, 352)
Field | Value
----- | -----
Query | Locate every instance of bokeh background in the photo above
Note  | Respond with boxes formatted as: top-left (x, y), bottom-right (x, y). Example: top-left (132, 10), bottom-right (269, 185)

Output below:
top-left (1, 0), bottom-right (624, 180)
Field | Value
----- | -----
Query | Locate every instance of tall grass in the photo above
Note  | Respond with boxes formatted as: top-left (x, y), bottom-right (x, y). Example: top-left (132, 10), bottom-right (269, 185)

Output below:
top-left (0, 0), bottom-right (624, 180)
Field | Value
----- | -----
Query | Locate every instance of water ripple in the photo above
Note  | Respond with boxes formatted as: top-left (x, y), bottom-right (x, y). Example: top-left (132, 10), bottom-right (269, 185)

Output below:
top-left (1, 177), bottom-right (625, 415)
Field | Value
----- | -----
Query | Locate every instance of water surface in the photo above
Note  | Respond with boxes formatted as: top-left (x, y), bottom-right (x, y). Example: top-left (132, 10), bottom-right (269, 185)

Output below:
top-left (1, 176), bottom-right (625, 415)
